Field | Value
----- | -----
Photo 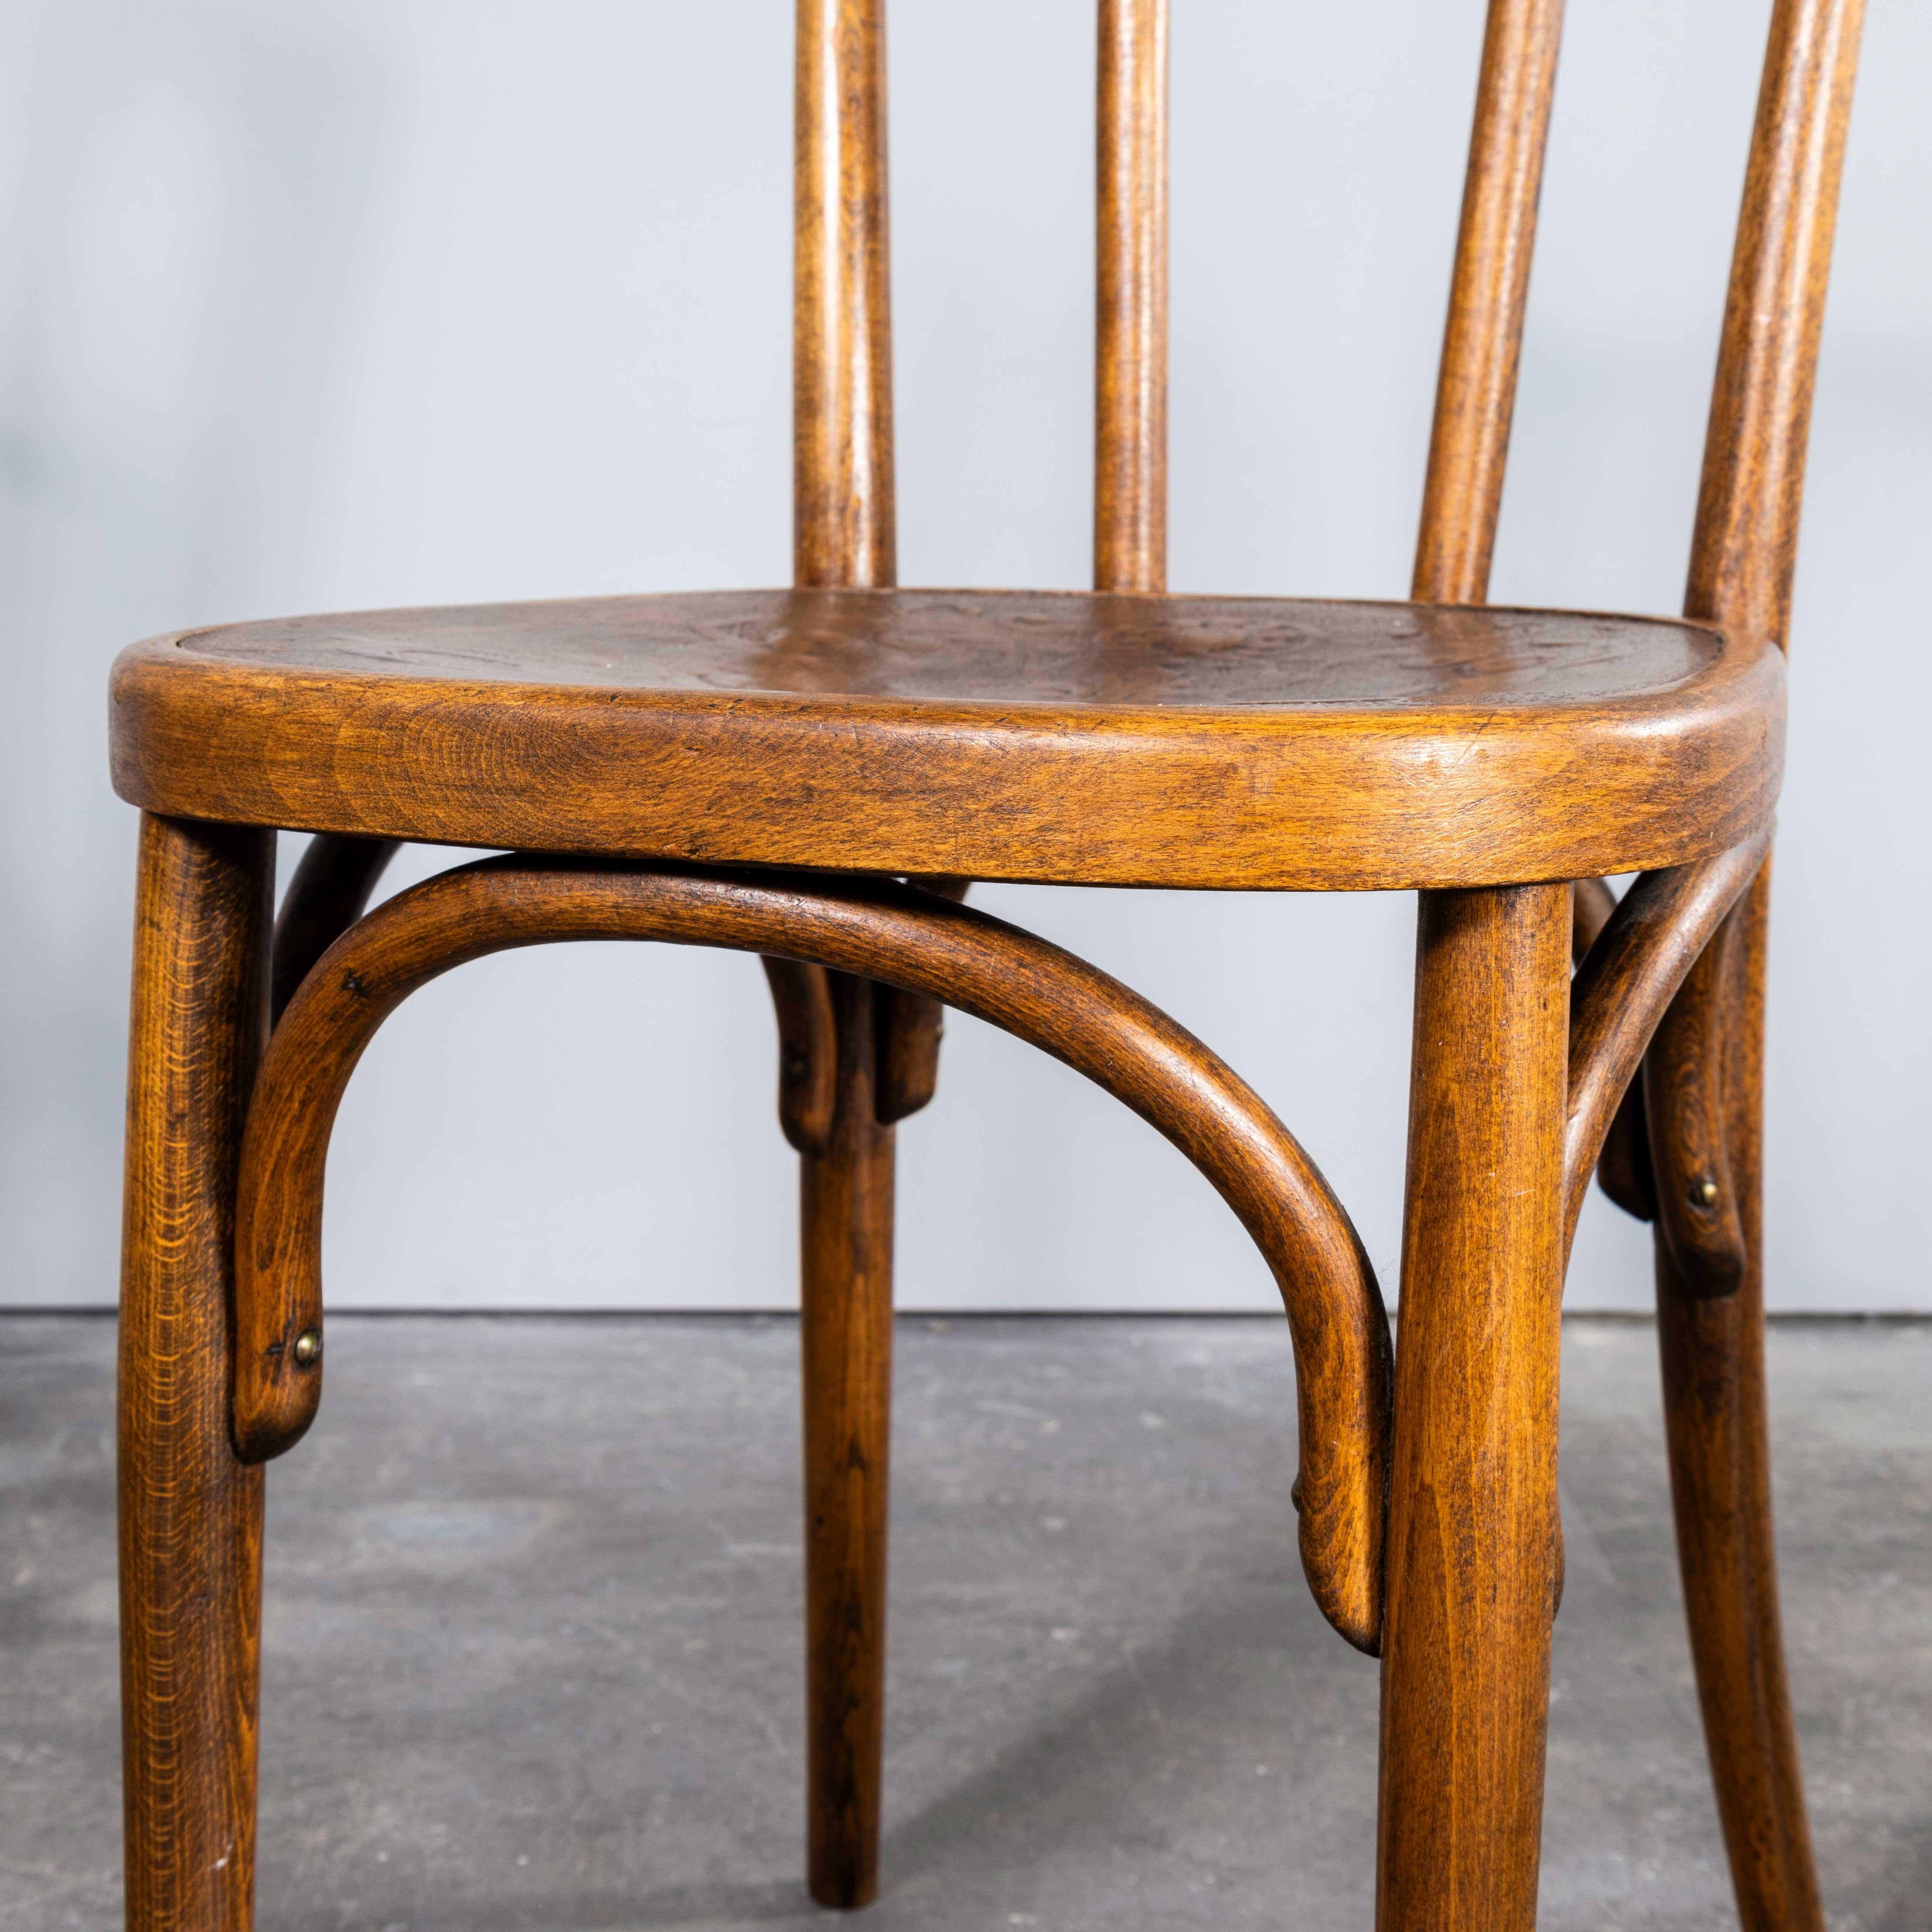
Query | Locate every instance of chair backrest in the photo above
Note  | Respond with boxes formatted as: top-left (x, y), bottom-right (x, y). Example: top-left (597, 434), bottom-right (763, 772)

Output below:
top-left (792, 0), bottom-right (1865, 656)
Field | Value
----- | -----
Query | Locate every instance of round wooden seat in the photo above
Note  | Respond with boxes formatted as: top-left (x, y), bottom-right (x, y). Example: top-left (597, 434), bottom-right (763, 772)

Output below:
top-left (110, 585), bottom-right (1780, 891)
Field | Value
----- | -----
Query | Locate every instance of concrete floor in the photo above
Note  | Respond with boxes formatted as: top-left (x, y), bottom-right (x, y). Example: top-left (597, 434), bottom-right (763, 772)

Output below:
top-left (3, 1315), bottom-right (1929, 1931)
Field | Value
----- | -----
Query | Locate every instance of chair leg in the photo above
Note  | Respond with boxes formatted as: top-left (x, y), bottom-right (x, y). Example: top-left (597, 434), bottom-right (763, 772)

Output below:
top-left (800, 971), bottom-right (895, 1909)
top-left (1655, 869), bottom-right (1824, 1932)
top-left (119, 815), bottom-right (274, 1932)
top-left (1377, 884), bottom-right (1568, 1932)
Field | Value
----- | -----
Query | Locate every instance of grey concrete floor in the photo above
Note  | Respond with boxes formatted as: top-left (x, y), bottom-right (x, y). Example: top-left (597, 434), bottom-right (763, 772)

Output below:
top-left (3, 1315), bottom-right (1929, 1931)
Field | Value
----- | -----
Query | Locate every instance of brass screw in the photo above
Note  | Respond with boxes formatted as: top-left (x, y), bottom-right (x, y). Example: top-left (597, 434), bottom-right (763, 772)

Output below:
top-left (292, 1328), bottom-right (323, 1367)
top-left (1689, 1178), bottom-right (1720, 1208)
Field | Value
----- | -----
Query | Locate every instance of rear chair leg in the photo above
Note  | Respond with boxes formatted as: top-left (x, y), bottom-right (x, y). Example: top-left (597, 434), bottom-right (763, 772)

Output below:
top-left (1377, 884), bottom-right (1568, 1932)
top-left (800, 971), bottom-right (895, 1908)
top-left (119, 814), bottom-right (274, 1932)
top-left (1653, 867), bottom-right (1824, 1932)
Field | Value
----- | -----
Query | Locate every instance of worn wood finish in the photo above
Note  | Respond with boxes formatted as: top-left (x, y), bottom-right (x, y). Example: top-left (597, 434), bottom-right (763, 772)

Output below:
top-left (794, 0), bottom-right (893, 592)
top-left (1647, 908), bottom-right (1750, 1299)
top-left (1411, 0), bottom-right (1564, 607)
top-left (110, 592), bottom-right (1781, 893)
top-left (1095, 0), bottom-right (1167, 594)
top-left (1657, 862), bottom-right (1824, 1932)
top-left (110, 0), bottom-right (1871, 1909)
top-left (1561, 831), bottom-right (1770, 1260)
top-left (1569, 875), bottom-right (1614, 959)
top-left (800, 970), bottom-right (894, 1907)
top-left (1571, 877), bottom-right (1658, 1223)
top-left (226, 855), bottom-right (1393, 1648)
top-left (1685, 0), bottom-right (1864, 655)
top-left (270, 833), bottom-right (398, 1025)
top-left (120, 814), bottom-right (273, 1932)
top-left (763, 956), bottom-right (839, 1157)
top-left (793, 6), bottom-right (899, 1896)
top-left (873, 876), bottom-right (969, 1126)
top-left (1377, 883), bottom-right (1568, 1932)
top-left (1652, 1), bottom-right (1863, 1922)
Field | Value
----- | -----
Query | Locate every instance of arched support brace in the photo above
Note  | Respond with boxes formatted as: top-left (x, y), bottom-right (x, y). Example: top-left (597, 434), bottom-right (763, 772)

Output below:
top-left (274, 843), bottom-right (959, 1154)
top-left (1572, 877), bottom-right (1658, 1222)
top-left (1563, 827), bottom-right (1773, 1268)
top-left (231, 856), bottom-right (1392, 1652)
top-left (271, 833), bottom-right (400, 1024)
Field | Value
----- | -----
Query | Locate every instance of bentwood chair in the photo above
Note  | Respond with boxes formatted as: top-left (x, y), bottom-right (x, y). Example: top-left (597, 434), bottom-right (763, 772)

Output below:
top-left (109, 0), bottom-right (1865, 1926)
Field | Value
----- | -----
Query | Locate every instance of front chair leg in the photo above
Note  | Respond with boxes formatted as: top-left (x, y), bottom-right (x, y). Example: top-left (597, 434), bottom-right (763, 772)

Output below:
top-left (119, 814), bottom-right (274, 1932)
top-left (1653, 869), bottom-right (1824, 1932)
top-left (800, 971), bottom-right (895, 1908)
top-left (1377, 884), bottom-right (1569, 1932)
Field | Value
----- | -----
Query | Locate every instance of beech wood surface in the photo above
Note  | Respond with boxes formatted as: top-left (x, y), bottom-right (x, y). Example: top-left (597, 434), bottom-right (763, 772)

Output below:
top-left (794, 0), bottom-right (893, 594)
top-left (1650, 0), bottom-right (1863, 1922)
top-left (1383, 16), bottom-right (1571, 1910)
top-left (792, 5), bottom-right (902, 1899)
top-left (1571, 878), bottom-right (1658, 1224)
top-left (873, 876), bottom-right (969, 1126)
top-left (120, 815), bottom-right (273, 1932)
top-left (1657, 863), bottom-right (1823, 1932)
top-left (270, 833), bottom-right (398, 1024)
top-left (110, 591), bottom-right (1780, 893)
top-left (109, 0), bottom-right (1872, 1916)
top-left (1377, 884), bottom-right (1568, 1931)
top-left (1094, 0), bottom-right (1167, 594)
top-left (764, 956), bottom-right (839, 1157)
top-left (800, 972), bottom-right (894, 1906)
top-left (1561, 831), bottom-right (1770, 1260)
top-left (1411, 0), bottom-right (1565, 608)
top-left (1646, 909), bottom-right (1751, 1299)
top-left (226, 855), bottom-right (1393, 1650)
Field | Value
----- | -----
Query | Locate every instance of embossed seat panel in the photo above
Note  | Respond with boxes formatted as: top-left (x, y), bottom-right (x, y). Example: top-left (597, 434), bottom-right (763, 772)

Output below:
top-left (111, 586), bottom-right (1782, 891)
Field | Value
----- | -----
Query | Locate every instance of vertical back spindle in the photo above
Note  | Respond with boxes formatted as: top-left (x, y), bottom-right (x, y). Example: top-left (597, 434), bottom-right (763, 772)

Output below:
top-left (796, 0), bottom-right (896, 589)
top-left (1095, 0), bottom-right (1169, 594)
top-left (1411, 0), bottom-right (1567, 605)
top-left (1684, 0), bottom-right (1865, 649)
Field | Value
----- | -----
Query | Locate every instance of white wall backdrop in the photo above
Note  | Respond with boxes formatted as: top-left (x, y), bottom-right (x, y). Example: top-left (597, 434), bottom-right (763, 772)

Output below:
top-left (0, 0), bottom-right (1925, 1312)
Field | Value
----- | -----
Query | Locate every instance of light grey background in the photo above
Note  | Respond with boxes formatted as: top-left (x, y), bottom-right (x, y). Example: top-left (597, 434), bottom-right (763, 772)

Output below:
top-left (0, 0), bottom-right (1924, 1313)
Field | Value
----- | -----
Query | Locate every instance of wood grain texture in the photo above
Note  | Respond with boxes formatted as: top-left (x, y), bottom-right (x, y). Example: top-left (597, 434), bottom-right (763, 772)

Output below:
top-left (1411, 0), bottom-right (1564, 607)
top-left (270, 833), bottom-right (398, 1025)
top-left (1646, 909), bottom-right (1750, 1299)
top-left (120, 814), bottom-right (272, 1932)
top-left (794, 0), bottom-right (894, 592)
top-left (1569, 875), bottom-right (1616, 960)
top-left (1684, 0), bottom-right (1864, 653)
top-left (1561, 831), bottom-right (1770, 1260)
top-left (873, 875), bottom-right (969, 1126)
top-left (1657, 863), bottom-right (1823, 1932)
top-left (227, 855), bottom-right (1393, 1649)
top-left (1094, 0), bottom-right (1167, 594)
top-left (800, 971), bottom-right (893, 1907)
top-left (792, 7), bottom-right (902, 1895)
top-left (1656, 1), bottom-right (1864, 1922)
top-left (1377, 883), bottom-right (1568, 1932)
top-left (110, 591), bottom-right (1782, 893)
top-left (763, 956), bottom-right (839, 1156)
top-left (1569, 875), bottom-right (1655, 1220)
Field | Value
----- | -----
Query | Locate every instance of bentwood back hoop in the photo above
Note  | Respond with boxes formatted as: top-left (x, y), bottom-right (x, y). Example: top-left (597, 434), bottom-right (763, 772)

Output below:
top-left (110, 3), bottom-right (1865, 1928)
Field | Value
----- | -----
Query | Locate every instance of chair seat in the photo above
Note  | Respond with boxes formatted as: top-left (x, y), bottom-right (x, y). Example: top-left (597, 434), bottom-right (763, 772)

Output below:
top-left (110, 586), bottom-right (1782, 890)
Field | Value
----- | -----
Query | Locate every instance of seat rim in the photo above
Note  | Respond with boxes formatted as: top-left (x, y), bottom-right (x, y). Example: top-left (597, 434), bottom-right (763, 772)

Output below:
top-left (110, 586), bottom-right (1784, 892)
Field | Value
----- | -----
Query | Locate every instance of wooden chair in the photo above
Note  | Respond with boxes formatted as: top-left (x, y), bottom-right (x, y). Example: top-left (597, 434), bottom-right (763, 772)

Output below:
top-left (108, 0), bottom-right (1865, 1925)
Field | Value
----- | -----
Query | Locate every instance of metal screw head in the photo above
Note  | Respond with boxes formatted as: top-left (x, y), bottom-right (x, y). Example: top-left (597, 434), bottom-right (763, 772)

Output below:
top-left (292, 1328), bottom-right (323, 1368)
top-left (1690, 1178), bottom-right (1720, 1209)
